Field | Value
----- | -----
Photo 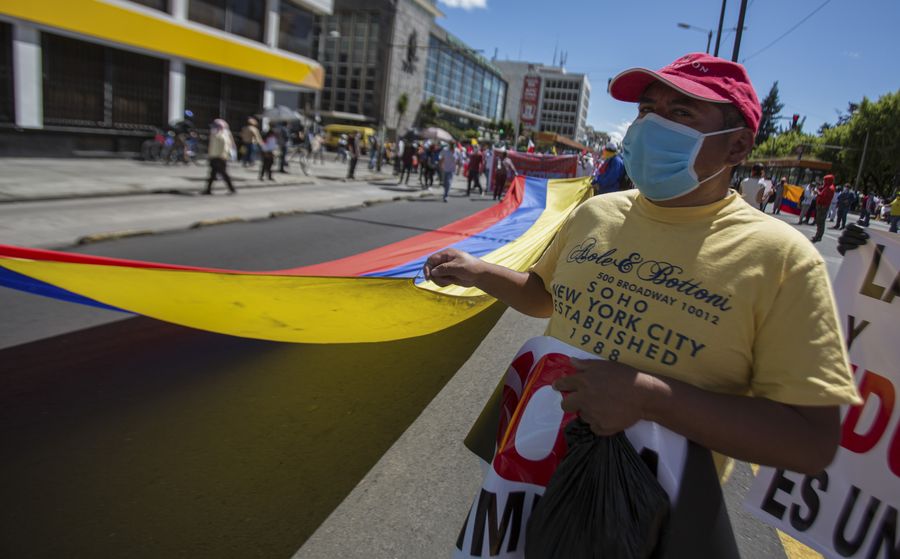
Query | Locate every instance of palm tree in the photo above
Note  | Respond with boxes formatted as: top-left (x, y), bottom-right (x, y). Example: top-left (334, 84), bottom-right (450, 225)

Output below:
top-left (396, 93), bottom-right (409, 136)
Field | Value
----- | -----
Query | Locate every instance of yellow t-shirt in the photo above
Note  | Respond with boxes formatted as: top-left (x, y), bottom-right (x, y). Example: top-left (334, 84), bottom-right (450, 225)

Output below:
top-left (531, 189), bottom-right (860, 407)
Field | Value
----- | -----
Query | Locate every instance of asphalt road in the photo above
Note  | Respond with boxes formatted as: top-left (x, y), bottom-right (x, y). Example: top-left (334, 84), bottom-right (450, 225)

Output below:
top-left (0, 196), bottom-right (504, 559)
top-left (1, 195), bottom-right (882, 558)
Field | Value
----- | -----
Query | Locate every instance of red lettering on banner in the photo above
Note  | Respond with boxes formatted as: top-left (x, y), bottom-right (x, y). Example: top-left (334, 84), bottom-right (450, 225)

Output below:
top-left (841, 370), bottom-right (895, 457)
top-left (497, 352), bottom-right (535, 447)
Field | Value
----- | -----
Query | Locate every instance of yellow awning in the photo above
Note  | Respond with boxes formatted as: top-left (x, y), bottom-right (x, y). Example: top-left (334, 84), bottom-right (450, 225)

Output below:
top-left (2, 0), bottom-right (323, 89)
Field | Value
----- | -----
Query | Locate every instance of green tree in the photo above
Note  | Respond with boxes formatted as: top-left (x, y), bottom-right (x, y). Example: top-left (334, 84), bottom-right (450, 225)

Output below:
top-left (818, 91), bottom-right (900, 195)
top-left (416, 96), bottom-right (439, 128)
top-left (756, 81), bottom-right (785, 145)
top-left (751, 128), bottom-right (819, 159)
top-left (395, 93), bottom-right (409, 134)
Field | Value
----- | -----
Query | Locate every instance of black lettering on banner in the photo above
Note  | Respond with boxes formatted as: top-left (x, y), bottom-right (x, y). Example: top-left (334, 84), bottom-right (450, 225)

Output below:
top-left (860, 244), bottom-right (900, 304)
top-left (456, 506), bottom-right (472, 551)
top-left (847, 315), bottom-right (871, 351)
top-left (761, 469), bottom-right (794, 520)
top-left (790, 471), bottom-right (829, 532)
top-left (470, 489), bottom-right (525, 556)
top-left (833, 485), bottom-right (881, 556)
top-left (866, 505), bottom-right (900, 559)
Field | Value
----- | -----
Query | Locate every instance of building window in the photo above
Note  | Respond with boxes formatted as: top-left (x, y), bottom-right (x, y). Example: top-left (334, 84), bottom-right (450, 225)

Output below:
top-left (279, 2), bottom-right (314, 57)
top-left (186, 64), bottom-right (262, 131)
top-left (42, 33), bottom-right (167, 130)
top-left (316, 10), bottom-right (382, 119)
top-left (109, 48), bottom-right (167, 129)
top-left (189, 0), bottom-right (265, 42)
top-left (0, 22), bottom-right (12, 123)
top-left (42, 34), bottom-right (105, 126)
top-left (128, 0), bottom-right (168, 10)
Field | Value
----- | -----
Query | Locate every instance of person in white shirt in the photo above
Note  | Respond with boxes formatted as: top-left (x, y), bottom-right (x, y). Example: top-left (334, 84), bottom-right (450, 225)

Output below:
top-left (739, 163), bottom-right (766, 209)
top-left (438, 143), bottom-right (457, 202)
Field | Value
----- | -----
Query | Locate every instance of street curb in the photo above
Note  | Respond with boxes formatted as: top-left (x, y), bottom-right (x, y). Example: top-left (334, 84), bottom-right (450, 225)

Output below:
top-left (189, 216), bottom-right (247, 229)
top-left (36, 186), bottom-right (443, 248)
top-left (76, 229), bottom-right (155, 245)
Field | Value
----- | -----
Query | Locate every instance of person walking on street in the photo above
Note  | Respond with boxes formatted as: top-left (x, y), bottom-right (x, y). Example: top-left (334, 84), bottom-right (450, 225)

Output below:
top-left (276, 124), bottom-right (290, 173)
top-left (483, 145), bottom-right (494, 196)
top-left (203, 118), bottom-right (236, 195)
top-left (346, 133), bottom-right (361, 180)
top-left (890, 192), bottom-right (900, 233)
top-left (493, 148), bottom-right (517, 201)
top-left (826, 184), bottom-right (839, 222)
top-left (799, 181), bottom-right (817, 224)
top-left (590, 141), bottom-right (625, 195)
top-left (259, 129), bottom-right (278, 181)
top-left (811, 175), bottom-right (836, 242)
top-left (438, 143), bottom-right (456, 202)
top-left (399, 140), bottom-right (415, 185)
top-left (832, 185), bottom-right (853, 230)
top-left (466, 146), bottom-right (485, 196)
top-left (858, 192), bottom-right (875, 227)
top-left (739, 163), bottom-right (766, 209)
top-left (424, 54), bottom-right (859, 515)
top-left (239, 117), bottom-right (263, 167)
top-left (772, 177), bottom-right (786, 214)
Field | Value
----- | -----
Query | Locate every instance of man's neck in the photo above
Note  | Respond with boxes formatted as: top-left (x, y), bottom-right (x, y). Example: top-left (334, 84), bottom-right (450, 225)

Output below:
top-left (649, 176), bottom-right (732, 208)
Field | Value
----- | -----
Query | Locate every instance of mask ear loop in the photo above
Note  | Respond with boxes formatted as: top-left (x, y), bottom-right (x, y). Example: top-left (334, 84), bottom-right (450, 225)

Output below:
top-left (694, 126), bottom-right (746, 185)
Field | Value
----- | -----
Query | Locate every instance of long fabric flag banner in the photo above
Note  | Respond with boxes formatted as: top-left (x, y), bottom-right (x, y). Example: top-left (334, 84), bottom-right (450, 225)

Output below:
top-left (0, 176), bottom-right (592, 344)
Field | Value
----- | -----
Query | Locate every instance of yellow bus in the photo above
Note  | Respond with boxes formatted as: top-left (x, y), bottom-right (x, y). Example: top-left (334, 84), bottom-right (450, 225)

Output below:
top-left (324, 125), bottom-right (376, 151)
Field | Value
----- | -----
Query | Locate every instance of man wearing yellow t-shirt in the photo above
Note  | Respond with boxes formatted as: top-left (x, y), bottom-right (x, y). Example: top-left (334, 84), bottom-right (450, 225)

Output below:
top-left (423, 53), bottom-right (859, 476)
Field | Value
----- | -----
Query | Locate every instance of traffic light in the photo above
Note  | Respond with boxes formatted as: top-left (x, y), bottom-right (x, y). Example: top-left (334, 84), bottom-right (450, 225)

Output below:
top-left (791, 114), bottom-right (799, 129)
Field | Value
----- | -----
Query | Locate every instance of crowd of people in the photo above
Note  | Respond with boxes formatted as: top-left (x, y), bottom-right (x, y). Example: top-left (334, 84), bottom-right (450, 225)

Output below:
top-left (738, 163), bottom-right (900, 237)
top-left (202, 115), bottom-right (330, 194)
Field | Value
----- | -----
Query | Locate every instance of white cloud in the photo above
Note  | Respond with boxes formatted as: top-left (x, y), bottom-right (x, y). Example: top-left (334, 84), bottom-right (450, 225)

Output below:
top-left (608, 120), bottom-right (633, 144)
top-left (842, 51), bottom-right (861, 59)
top-left (439, 0), bottom-right (487, 9)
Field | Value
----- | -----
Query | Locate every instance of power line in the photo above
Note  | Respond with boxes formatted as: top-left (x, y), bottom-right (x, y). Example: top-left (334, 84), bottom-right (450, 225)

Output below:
top-left (741, 0), bottom-right (834, 63)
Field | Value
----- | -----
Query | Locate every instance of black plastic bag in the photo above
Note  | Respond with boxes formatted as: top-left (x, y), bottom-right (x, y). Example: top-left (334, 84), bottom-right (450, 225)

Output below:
top-left (525, 418), bottom-right (670, 559)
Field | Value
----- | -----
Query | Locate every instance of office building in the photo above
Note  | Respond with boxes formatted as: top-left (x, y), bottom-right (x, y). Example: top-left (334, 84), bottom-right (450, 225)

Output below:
top-left (0, 0), bottom-right (330, 156)
top-left (423, 26), bottom-right (506, 131)
top-left (310, 0), bottom-right (503, 136)
top-left (310, 0), bottom-right (441, 133)
top-left (495, 60), bottom-right (590, 142)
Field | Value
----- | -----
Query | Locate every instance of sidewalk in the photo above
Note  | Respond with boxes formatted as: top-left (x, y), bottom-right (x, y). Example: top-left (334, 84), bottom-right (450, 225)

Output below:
top-left (0, 156), bottom-right (389, 203)
top-left (0, 157), bottom-right (462, 248)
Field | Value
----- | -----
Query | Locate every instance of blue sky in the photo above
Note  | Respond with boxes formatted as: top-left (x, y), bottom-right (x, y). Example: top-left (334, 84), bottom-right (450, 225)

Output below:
top-left (436, 0), bottom-right (900, 141)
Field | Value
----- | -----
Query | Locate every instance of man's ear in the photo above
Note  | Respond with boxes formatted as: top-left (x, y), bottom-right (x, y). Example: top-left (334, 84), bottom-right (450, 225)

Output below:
top-left (726, 129), bottom-right (755, 166)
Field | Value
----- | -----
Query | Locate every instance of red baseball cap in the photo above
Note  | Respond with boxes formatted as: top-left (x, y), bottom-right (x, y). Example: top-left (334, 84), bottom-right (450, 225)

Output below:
top-left (609, 53), bottom-right (762, 133)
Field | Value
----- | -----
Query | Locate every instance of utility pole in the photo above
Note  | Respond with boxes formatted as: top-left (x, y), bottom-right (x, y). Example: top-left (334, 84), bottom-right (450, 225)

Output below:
top-left (732, 0), bottom-right (748, 62)
top-left (854, 129), bottom-right (870, 188)
top-left (714, 0), bottom-right (727, 57)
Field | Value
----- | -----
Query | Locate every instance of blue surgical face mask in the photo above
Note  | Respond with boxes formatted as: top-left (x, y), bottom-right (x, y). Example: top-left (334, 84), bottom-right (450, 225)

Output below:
top-left (621, 113), bottom-right (744, 201)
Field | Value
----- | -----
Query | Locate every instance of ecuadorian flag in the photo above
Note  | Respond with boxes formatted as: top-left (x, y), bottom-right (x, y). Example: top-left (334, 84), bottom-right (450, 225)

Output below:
top-left (779, 183), bottom-right (804, 215)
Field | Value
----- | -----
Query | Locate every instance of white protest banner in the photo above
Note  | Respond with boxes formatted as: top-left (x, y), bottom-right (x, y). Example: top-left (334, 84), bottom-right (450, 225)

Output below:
top-left (455, 336), bottom-right (736, 558)
top-left (744, 230), bottom-right (900, 558)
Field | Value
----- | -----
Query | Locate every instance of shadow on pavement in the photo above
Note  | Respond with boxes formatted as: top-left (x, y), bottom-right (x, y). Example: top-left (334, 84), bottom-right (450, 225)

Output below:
top-left (0, 304), bottom-right (506, 559)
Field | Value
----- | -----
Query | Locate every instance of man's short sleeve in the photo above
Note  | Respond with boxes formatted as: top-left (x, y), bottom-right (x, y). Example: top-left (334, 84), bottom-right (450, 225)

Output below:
top-left (751, 260), bottom-right (861, 406)
top-left (529, 213), bottom-right (572, 293)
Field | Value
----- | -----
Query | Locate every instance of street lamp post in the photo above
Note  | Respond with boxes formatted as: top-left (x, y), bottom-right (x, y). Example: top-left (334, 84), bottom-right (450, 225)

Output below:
top-left (677, 22), bottom-right (713, 54)
top-left (732, 0), bottom-right (749, 62)
top-left (714, 0), bottom-right (727, 57)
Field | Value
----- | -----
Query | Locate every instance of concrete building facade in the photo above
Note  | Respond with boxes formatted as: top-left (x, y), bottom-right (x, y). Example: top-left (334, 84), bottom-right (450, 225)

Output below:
top-left (0, 0), bottom-right (329, 156)
top-left (424, 25), bottom-right (506, 131)
top-left (311, 0), bottom-right (503, 138)
top-left (495, 60), bottom-right (590, 142)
